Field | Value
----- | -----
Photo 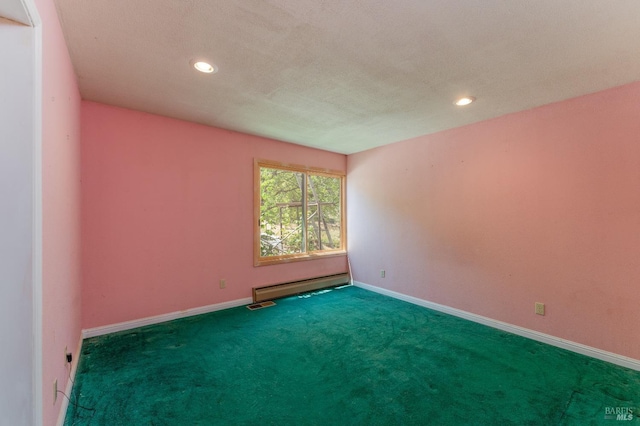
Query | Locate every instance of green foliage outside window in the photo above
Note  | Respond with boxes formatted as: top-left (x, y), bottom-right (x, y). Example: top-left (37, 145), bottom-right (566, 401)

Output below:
top-left (258, 163), bottom-right (343, 260)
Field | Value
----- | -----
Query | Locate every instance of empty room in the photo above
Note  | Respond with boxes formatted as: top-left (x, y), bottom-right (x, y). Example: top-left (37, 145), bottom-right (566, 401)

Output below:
top-left (2, 0), bottom-right (640, 425)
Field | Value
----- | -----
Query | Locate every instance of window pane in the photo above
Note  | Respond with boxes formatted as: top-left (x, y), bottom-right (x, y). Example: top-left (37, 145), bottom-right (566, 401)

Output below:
top-left (307, 174), bottom-right (341, 251)
top-left (255, 160), bottom-right (345, 266)
top-left (260, 167), bottom-right (304, 256)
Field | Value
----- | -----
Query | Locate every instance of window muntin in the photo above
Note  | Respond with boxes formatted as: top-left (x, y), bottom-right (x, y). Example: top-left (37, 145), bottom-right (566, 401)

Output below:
top-left (255, 160), bottom-right (345, 266)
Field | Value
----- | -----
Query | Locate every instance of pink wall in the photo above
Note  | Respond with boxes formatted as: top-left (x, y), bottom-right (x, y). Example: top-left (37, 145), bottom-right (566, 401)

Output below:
top-left (37, 0), bottom-right (83, 424)
top-left (348, 81), bottom-right (640, 360)
top-left (81, 101), bottom-right (347, 329)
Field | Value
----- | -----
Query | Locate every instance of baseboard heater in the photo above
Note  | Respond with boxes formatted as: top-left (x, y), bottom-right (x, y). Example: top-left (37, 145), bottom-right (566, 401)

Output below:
top-left (252, 272), bottom-right (350, 303)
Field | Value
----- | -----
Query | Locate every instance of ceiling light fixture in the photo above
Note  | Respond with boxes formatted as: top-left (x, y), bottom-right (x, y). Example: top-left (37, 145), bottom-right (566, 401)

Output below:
top-left (192, 60), bottom-right (218, 74)
top-left (455, 96), bottom-right (475, 106)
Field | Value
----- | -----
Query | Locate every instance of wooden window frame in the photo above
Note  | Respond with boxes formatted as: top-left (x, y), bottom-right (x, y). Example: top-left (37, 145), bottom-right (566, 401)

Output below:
top-left (254, 159), bottom-right (347, 266)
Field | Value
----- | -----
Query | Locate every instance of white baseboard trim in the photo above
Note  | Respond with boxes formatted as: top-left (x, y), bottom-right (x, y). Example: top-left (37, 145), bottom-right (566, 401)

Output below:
top-left (56, 336), bottom-right (83, 426)
top-left (82, 297), bottom-right (253, 339)
top-left (354, 281), bottom-right (640, 372)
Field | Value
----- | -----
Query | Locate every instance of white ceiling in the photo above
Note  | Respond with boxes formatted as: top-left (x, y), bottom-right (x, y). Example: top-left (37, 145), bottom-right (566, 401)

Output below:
top-left (1, 0), bottom-right (34, 26)
top-left (54, 0), bottom-right (640, 154)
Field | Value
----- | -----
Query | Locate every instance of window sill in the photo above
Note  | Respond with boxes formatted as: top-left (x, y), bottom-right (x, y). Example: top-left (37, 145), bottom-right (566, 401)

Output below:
top-left (254, 250), bottom-right (347, 267)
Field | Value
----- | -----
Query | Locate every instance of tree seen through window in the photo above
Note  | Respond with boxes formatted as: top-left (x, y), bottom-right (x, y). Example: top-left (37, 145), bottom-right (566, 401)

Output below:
top-left (256, 161), bottom-right (344, 264)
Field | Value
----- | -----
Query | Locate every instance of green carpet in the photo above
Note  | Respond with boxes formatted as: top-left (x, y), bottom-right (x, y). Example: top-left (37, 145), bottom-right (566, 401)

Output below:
top-left (65, 286), bottom-right (640, 425)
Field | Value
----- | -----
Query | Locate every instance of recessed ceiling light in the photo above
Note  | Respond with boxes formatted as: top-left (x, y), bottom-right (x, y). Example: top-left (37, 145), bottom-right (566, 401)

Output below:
top-left (192, 60), bottom-right (218, 74)
top-left (455, 96), bottom-right (475, 106)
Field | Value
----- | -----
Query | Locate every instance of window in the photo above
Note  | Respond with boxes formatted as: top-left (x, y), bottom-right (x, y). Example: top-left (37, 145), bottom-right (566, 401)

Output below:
top-left (254, 159), bottom-right (346, 266)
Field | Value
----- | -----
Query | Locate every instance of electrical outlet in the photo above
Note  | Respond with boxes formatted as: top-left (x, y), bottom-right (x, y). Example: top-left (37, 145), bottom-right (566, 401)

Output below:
top-left (53, 379), bottom-right (58, 404)
top-left (380, 270), bottom-right (385, 278)
top-left (535, 302), bottom-right (545, 316)
top-left (219, 279), bottom-right (226, 289)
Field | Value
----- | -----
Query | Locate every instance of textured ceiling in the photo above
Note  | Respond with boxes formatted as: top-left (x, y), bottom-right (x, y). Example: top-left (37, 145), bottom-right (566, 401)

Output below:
top-left (55, 0), bottom-right (640, 154)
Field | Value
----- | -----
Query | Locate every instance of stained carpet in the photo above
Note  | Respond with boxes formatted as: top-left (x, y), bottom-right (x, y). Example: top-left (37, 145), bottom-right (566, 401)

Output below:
top-left (65, 286), bottom-right (640, 425)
